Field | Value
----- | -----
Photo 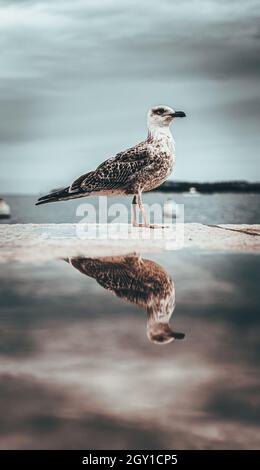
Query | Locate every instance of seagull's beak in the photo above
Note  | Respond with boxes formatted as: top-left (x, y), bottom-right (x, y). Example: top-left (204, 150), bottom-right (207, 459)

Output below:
top-left (172, 111), bottom-right (186, 118)
top-left (171, 331), bottom-right (185, 340)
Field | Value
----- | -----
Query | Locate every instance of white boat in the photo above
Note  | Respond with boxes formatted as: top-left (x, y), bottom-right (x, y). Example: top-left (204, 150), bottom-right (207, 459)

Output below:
top-left (183, 186), bottom-right (200, 197)
top-left (0, 198), bottom-right (11, 218)
top-left (189, 186), bottom-right (198, 195)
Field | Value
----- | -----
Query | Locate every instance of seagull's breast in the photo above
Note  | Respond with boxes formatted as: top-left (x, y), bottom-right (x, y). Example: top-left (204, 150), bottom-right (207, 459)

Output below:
top-left (140, 136), bottom-right (174, 192)
top-left (151, 133), bottom-right (175, 161)
top-left (163, 134), bottom-right (175, 155)
top-left (151, 133), bottom-right (175, 168)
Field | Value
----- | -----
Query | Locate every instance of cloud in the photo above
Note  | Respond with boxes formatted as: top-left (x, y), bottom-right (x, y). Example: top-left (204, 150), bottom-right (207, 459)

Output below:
top-left (1, 0), bottom-right (260, 84)
top-left (0, 0), bottom-right (260, 190)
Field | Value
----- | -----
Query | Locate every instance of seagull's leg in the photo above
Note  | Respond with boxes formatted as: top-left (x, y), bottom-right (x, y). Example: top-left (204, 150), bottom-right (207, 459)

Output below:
top-left (131, 195), bottom-right (138, 226)
top-left (137, 190), bottom-right (169, 229)
top-left (137, 191), bottom-right (149, 227)
top-left (131, 192), bottom-right (147, 227)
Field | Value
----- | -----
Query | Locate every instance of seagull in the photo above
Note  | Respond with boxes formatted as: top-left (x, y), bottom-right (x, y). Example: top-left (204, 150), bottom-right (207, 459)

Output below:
top-left (36, 105), bottom-right (186, 228)
top-left (65, 253), bottom-right (185, 344)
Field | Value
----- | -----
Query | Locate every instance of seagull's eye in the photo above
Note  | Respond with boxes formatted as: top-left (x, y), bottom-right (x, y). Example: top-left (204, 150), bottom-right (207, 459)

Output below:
top-left (155, 108), bottom-right (165, 115)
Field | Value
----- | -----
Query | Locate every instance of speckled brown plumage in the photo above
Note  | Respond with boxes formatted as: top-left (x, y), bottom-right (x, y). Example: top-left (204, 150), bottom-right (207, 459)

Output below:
top-left (69, 140), bottom-right (174, 196)
top-left (66, 254), bottom-right (185, 344)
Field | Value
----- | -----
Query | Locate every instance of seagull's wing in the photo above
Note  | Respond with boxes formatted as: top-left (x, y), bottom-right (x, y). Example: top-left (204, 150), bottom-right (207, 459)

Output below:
top-left (69, 257), bottom-right (140, 293)
top-left (68, 256), bottom-right (161, 309)
top-left (69, 143), bottom-right (152, 193)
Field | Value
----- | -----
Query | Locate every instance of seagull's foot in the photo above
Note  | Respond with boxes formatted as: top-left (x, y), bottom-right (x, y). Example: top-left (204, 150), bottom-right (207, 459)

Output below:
top-left (148, 224), bottom-right (170, 229)
top-left (132, 222), bottom-right (169, 229)
top-left (132, 222), bottom-right (147, 228)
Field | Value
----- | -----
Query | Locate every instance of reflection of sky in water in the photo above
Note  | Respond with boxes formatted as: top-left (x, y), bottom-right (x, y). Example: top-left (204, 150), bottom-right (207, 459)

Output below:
top-left (0, 251), bottom-right (259, 449)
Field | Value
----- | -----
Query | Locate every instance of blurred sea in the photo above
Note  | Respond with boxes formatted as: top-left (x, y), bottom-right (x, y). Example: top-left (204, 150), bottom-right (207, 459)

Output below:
top-left (1, 192), bottom-right (260, 224)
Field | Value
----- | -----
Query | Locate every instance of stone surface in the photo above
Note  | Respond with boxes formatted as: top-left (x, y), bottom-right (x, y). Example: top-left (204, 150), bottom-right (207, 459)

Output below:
top-left (0, 223), bottom-right (259, 262)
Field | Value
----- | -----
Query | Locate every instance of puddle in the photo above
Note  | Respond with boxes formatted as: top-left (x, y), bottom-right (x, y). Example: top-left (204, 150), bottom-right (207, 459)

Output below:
top-left (0, 251), bottom-right (259, 449)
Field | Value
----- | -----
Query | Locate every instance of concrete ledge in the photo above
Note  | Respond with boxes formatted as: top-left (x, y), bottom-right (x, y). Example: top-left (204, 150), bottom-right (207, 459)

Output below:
top-left (0, 223), bottom-right (259, 262)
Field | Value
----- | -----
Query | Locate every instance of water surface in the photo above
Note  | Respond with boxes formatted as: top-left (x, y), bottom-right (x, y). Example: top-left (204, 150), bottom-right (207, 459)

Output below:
top-left (0, 250), bottom-right (259, 449)
top-left (2, 193), bottom-right (260, 225)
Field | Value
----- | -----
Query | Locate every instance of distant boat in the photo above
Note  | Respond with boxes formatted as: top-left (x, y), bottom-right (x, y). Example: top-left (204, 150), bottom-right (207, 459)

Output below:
top-left (163, 198), bottom-right (180, 218)
top-left (183, 186), bottom-right (199, 197)
top-left (189, 186), bottom-right (199, 195)
top-left (0, 198), bottom-right (11, 219)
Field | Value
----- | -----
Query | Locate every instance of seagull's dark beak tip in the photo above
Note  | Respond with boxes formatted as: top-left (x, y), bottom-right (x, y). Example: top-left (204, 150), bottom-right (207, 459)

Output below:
top-left (173, 111), bottom-right (186, 118)
top-left (172, 331), bottom-right (186, 340)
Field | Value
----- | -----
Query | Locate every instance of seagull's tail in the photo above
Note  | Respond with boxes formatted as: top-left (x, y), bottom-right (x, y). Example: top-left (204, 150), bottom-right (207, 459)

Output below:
top-left (35, 186), bottom-right (80, 206)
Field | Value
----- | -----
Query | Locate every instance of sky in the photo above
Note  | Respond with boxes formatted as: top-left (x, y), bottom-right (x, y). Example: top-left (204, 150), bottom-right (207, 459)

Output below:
top-left (0, 0), bottom-right (260, 193)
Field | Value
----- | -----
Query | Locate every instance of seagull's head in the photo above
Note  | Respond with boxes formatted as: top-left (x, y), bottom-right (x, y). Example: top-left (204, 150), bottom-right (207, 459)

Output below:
top-left (148, 105), bottom-right (186, 129)
top-left (147, 322), bottom-right (185, 345)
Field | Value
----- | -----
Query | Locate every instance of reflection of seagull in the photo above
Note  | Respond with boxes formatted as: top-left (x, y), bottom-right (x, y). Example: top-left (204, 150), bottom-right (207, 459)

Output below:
top-left (66, 254), bottom-right (185, 344)
top-left (36, 105), bottom-right (186, 228)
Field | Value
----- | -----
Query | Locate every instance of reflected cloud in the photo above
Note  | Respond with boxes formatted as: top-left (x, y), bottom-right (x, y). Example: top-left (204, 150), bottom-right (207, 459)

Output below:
top-left (0, 373), bottom-right (165, 449)
top-left (0, 252), bottom-right (259, 449)
top-left (206, 384), bottom-right (260, 426)
top-left (66, 254), bottom-right (185, 344)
